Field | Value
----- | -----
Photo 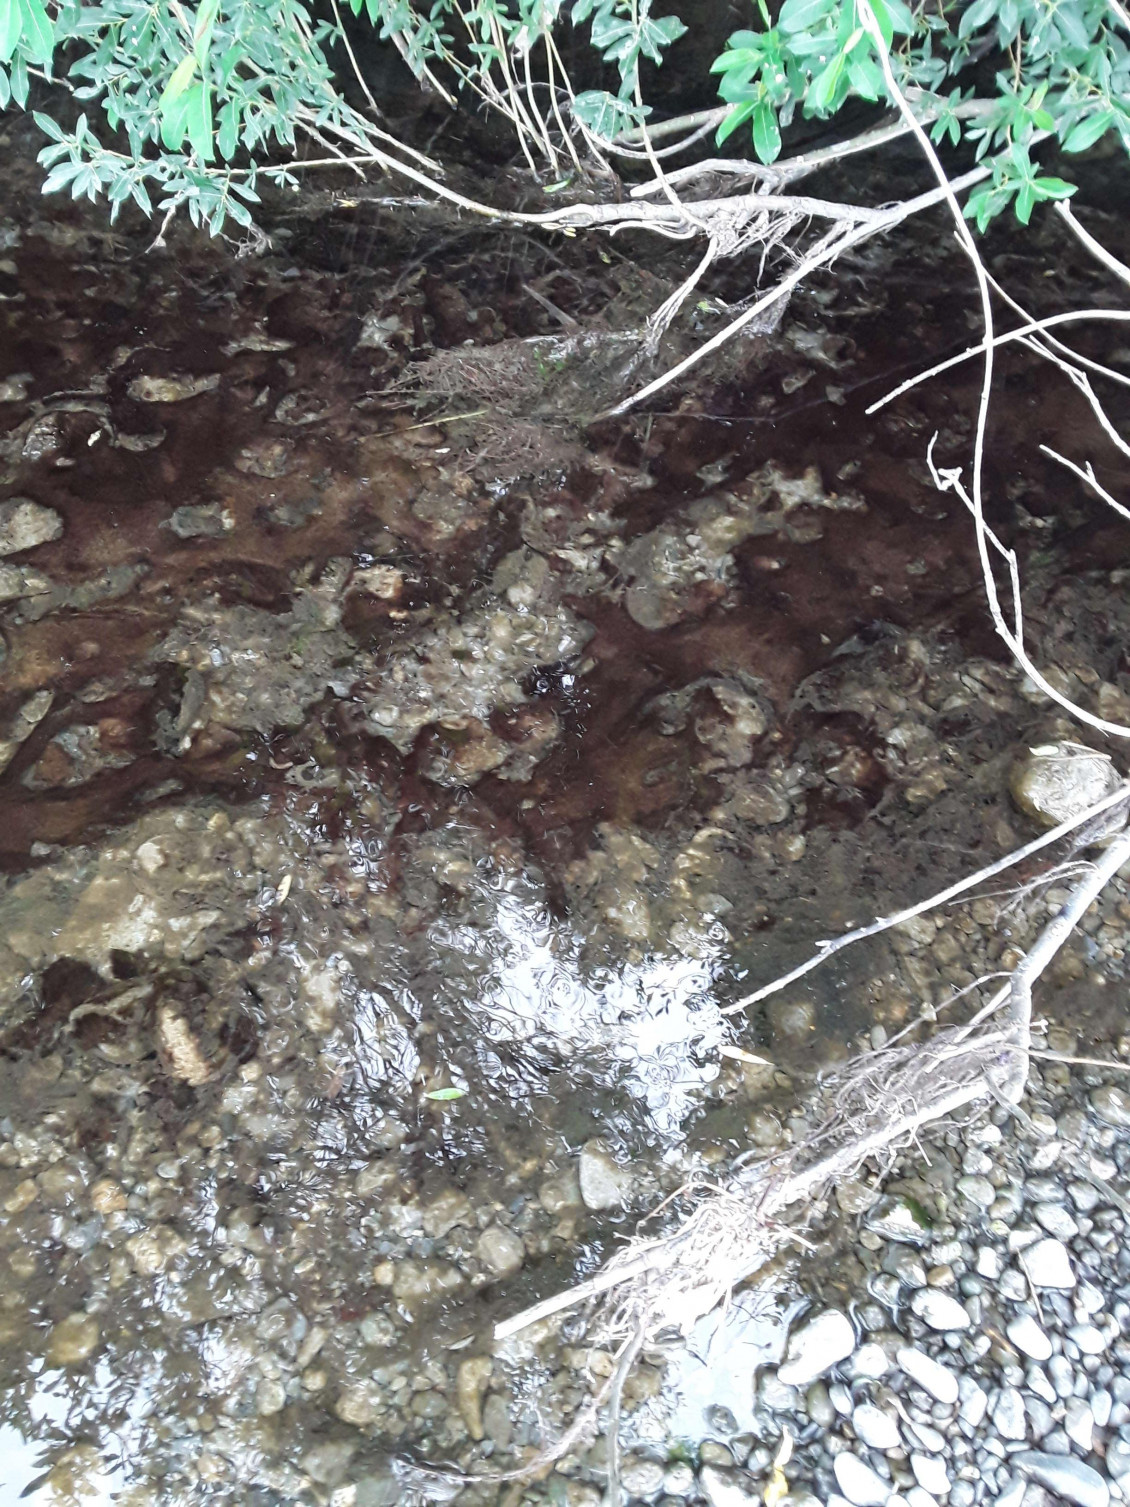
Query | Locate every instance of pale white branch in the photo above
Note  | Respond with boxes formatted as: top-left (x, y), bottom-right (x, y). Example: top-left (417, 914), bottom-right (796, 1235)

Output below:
top-left (1040, 445), bottom-right (1130, 523)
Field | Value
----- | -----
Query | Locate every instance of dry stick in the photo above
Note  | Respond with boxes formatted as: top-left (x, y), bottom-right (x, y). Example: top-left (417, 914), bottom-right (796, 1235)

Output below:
top-left (600, 164), bottom-right (991, 419)
top-left (722, 783), bottom-right (1130, 1014)
top-left (1041, 445), bottom-right (1130, 524)
top-left (498, 825), bottom-right (1130, 1344)
top-left (994, 823), bottom-right (1130, 1102)
top-left (865, 310), bottom-right (1130, 414)
top-left (857, 5), bottom-right (1130, 745)
top-left (1057, 200), bottom-right (1130, 287)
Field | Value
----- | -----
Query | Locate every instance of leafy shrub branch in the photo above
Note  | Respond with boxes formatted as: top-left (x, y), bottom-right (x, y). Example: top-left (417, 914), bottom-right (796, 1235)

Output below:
top-left (3, 0), bottom-right (1126, 240)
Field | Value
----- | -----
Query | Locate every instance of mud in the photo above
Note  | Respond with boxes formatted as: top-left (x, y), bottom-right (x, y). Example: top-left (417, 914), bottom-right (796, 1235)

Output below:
top-left (0, 114), bottom-right (1129, 1505)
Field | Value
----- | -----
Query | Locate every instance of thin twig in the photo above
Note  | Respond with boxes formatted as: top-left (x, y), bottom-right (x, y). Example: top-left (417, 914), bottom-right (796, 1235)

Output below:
top-left (1056, 201), bottom-right (1130, 287)
top-left (722, 783), bottom-right (1130, 1014)
top-left (1040, 445), bottom-right (1130, 523)
top-left (865, 310), bottom-right (1130, 414)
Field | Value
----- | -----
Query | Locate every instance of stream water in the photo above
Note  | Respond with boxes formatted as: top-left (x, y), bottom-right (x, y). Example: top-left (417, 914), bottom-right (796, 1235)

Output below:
top-left (0, 119), bottom-right (1128, 1506)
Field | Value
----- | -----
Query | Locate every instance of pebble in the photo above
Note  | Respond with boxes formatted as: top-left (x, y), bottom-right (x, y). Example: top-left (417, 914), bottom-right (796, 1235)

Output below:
top-left (993, 1386), bottom-right (1027, 1441)
top-left (853, 1403), bottom-right (902, 1450)
top-left (1033, 1203), bottom-right (1079, 1240)
top-left (1014, 1453), bottom-right (1109, 1507)
top-left (1022, 1239), bottom-right (1076, 1290)
top-left (956, 1176), bottom-right (996, 1209)
top-left (0, 498), bottom-right (63, 556)
top-left (851, 1343), bottom-right (891, 1379)
top-left (620, 1457), bottom-right (666, 1497)
top-left (45, 1312), bottom-right (101, 1366)
top-left (910, 1455), bottom-right (950, 1496)
top-left (577, 1140), bottom-right (633, 1210)
top-left (866, 1195), bottom-right (932, 1245)
top-left (1007, 1315), bottom-right (1053, 1361)
top-left (700, 1465), bottom-right (759, 1507)
top-left (256, 1379), bottom-right (287, 1416)
top-left (834, 1453), bottom-right (892, 1507)
top-left (477, 1225), bottom-right (524, 1278)
top-left (1089, 1087), bottom-right (1130, 1129)
top-left (1063, 1398), bottom-right (1093, 1450)
top-left (897, 1347), bottom-right (959, 1405)
top-left (778, 1309), bottom-right (855, 1386)
top-left (910, 1289), bottom-right (971, 1331)
top-left (958, 1376), bottom-right (988, 1428)
top-left (456, 1356), bottom-right (492, 1440)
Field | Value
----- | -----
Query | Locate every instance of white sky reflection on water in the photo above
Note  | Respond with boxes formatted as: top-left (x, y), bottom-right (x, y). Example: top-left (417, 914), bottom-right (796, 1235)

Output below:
top-left (437, 889), bottom-right (730, 1135)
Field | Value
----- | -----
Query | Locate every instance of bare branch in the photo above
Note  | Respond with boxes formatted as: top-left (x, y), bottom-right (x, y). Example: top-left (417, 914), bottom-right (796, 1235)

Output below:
top-left (722, 782), bottom-right (1130, 1015)
top-left (1039, 445), bottom-right (1130, 523)
top-left (1056, 201), bottom-right (1130, 287)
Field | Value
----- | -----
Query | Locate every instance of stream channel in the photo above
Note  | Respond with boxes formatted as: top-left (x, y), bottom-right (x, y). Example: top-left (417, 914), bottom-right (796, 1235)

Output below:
top-left (0, 117), bottom-right (1128, 1507)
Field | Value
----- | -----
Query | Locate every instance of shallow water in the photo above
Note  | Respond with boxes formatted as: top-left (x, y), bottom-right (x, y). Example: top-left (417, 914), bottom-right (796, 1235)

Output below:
top-left (1, 124), bottom-right (1129, 1504)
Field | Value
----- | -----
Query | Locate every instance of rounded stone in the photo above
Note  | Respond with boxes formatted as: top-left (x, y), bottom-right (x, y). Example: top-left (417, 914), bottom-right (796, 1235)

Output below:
top-left (1008, 744), bottom-right (1123, 830)
top-left (577, 1140), bottom-right (633, 1211)
top-left (778, 1309), bottom-right (855, 1386)
top-left (476, 1225), bottom-right (524, 1279)
top-left (46, 1312), bottom-right (101, 1367)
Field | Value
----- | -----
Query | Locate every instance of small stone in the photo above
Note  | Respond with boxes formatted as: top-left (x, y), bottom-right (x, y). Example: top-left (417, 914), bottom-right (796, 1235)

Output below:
top-left (0, 498), bottom-right (63, 556)
top-left (46, 1312), bottom-right (101, 1366)
top-left (806, 1381), bottom-right (837, 1427)
top-left (3, 1178), bottom-right (37, 1214)
top-left (993, 1387), bottom-right (1028, 1441)
top-left (1064, 1399), bottom-right (1093, 1450)
top-left (538, 1168), bottom-right (582, 1214)
top-left (476, 1225), bottom-right (524, 1279)
top-left (957, 1176), bottom-right (996, 1209)
top-left (896, 1347), bottom-right (959, 1405)
top-left (1022, 1240), bottom-right (1075, 1290)
top-left (1007, 1315), bottom-right (1053, 1361)
top-left (127, 372), bottom-right (221, 402)
top-left (958, 1376), bottom-right (988, 1428)
top-left (1014, 1453), bottom-right (1109, 1507)
top-left (256, 1378), bottom-right (287, 1416)
top-left (456, 1356), bottom-right (492, 1441)
top-left (907, 1492), bottom-right (939, 1507)
top-left (700, 1442), bottom-right (735, 1467)
top-left (911, 1456), bottom-right (950, 1496)
top-left (866, 1195), bottom-right (932, 1245)
top-left (1033, 1203), bottom-right (1079, 1240)
top-left (759, 1373), bottom-right (799, 1411)
top-left (1089, 1086), bottom-right (1130, 1128)
top-left (834, 1454), bottom-right (892, 1507)
top-left (778, 1309), bottom-right (856, 1386)
top-left (665, 1462), bottom-right (696, 1494)
top-left (700, 1464), bottom-right (759, 1507)
top-left (335, 1381), bottom-right (381, 1427)
top-left (1091, 1390), bottom-right (1112, 1430)
top-left (853, 1403), bottom-right (901, 1450)
top-left (976, 1247), bottom-right (1003, 1280)
top-left (1067, 1324), bottom-right (1107, 1355)
top-left (300, 1440), bottom-right (358, 1488)
top-left (578, 1140), bottom-right (633, 1210)
top-left (1009, 745), bottom-right (1123, 830)
top-left (620, 1457), bottom-right (665, 1498)
top-left (851, 1343), bottom-right (891, 1380)
top-left (910, 1289), bottom-right (971, 1331)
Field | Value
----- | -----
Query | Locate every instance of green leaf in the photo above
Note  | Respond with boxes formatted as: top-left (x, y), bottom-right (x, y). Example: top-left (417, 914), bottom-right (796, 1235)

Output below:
top-left (1015, 181), bottom-right (1034, 224)
top-left (571, 88), bottom-right (644, 140)
top-left (807, 51), bottom-right (845, 113)
top-left (425, 1086), bottom-right (466, 1101)
top-left (18, 0), bottom-right (53, 67)
top-left (185, 82), bottom-right (214, 161)
top-left (193, 0), bottom-right (219, 64)
top-left (1031, 175), bottom-right (1077, 200)
top-left (160, 53), bottom-right (197, 111)
top-left (958, 0), bottom-right (996, 39)
top-left (1063, 111), bottom-right (1114, 152)
top-left (752, 98), bottom-right (781, 162)
top-left (716, 99), bottom-right (756, 144)
top-left (32, 109), bottom-right (64, 141)
top-left (0, 0), bottom-right (22, 65)
top-left (778, 0), bottom-right (833, 35)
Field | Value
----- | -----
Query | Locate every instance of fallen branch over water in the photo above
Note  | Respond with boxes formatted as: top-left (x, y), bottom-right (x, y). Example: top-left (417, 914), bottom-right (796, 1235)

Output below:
top-left (494, 804), bottom-right (1130, 1486)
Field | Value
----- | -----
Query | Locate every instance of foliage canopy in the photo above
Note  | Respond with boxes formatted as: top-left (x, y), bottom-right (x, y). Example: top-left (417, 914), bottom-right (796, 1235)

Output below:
top-left (3, 0), bottom-right (1128, 237)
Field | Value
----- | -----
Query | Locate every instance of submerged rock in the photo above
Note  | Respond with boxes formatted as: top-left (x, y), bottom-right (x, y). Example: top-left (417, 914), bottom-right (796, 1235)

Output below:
top-left (1008, 742), bottom-right (1123, 830)
top-left (778, 1308), bottom-right (855, 1386)
top-left (0, 496), bottom-right (62, 555)
top-left (578, 1140), bottom-right (633, 1210)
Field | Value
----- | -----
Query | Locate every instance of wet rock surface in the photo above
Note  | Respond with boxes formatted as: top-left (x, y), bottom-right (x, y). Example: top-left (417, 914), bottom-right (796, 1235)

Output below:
top-left (0, 125), bottom-right (1129, 1507)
